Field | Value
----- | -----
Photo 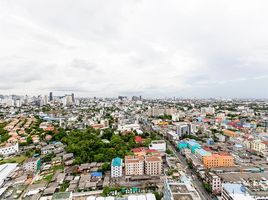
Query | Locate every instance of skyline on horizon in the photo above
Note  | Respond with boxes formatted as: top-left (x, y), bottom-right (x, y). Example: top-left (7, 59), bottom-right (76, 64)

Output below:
top-left (1, 0), bottom-right (268, 98)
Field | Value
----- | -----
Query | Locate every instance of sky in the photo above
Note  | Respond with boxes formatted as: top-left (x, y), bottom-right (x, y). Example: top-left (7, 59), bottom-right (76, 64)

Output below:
top-left (0, 0), bottom-right (268, 98)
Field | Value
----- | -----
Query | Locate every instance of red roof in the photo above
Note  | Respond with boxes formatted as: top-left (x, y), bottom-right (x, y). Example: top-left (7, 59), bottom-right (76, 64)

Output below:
top-left (135, 136), bottom-right (143, 143)
top-left (132, 147), bottom-right (146, 153)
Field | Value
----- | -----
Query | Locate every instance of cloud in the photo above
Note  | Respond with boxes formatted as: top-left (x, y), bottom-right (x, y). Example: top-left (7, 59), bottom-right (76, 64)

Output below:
top-left (0, 0), bottom-right (268, 97)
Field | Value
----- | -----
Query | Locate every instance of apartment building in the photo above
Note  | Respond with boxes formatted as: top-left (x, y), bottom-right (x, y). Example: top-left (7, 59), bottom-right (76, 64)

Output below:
top-left (0, 143), bottom-right (19, 156)
top-left (203, 154), bottom-right (234, 168)
top-left (206, 172), bottom-right (221, 194)
top-left (23, 157), bottom-right (41, 172)
top-left (145, 156), bottom-right (162, 175)
top-left (244, 140), bottom-right (267, 153)
top-left (111, 157), bottom-right (123, 178)
top-left (125, 156), bottom-right (144, 176)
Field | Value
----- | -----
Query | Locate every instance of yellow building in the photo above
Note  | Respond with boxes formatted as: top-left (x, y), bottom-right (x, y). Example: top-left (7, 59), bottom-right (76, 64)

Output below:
top-left (223, 130), bottom-right (238, 138)
top-left (203, 154), bottom-right (234, 168)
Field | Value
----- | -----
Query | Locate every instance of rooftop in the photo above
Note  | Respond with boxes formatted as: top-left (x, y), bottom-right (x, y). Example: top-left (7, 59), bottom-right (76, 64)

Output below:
top-left (112, 157), bottom-right (122, 167)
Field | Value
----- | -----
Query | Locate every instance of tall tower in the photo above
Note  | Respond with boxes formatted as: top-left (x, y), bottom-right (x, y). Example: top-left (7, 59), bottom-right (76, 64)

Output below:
top-left (71, 93), bottom-right (75, 103)
top-left (49, 92), bottom-right (53, 101)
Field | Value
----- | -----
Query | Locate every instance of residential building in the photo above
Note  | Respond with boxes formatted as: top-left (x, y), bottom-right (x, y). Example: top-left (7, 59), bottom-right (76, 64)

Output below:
top-left (23, 157), bottom-right (41, 172)
top-left (175, 123), bottom-right (192, 137)
top-left (206, 172), bottom-right (221, 194)
top-left (125, 156), bottom-right (144, 176)
top-left (251, 140), bottom-right (267, 153)
top-left (0, 143), bottom-right (19, 156)
top-left (144, 156), bottom-right (162, 175)
top-left (111, 157), bottom-right (123, 178)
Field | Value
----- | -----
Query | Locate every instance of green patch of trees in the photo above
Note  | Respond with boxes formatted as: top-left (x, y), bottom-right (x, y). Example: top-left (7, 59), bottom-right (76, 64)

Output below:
top-left (62, 127), bottom-right (137, 164)
top-left (158, 114), bottom-right (172, 120)
top-left (0, 123), bottom-right (10, 143)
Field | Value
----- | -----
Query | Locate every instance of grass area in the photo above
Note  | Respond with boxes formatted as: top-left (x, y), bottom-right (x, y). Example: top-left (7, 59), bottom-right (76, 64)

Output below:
top-left (0, 155), bottom-right (27, 164)
top-left (60, 181), bottom-right (70, 192)
top-left (33, 173), bottom-right (54, 184)
top-left (52, 164), bottom-right (64, 172)
top-left (43, 174), bottom-right (53, 182)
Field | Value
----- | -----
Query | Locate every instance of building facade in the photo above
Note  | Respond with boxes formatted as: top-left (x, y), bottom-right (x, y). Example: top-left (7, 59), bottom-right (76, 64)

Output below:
top-left (145, 156), bottom-right (162, 175)
top-left (203, 154), bottom-right (234, 168)
top-left (0, 143), bottom-right (19, 156)
top-left (125, 156), bottom-right (144, 176)
top-left (111, 157), bottom-right (123, 178)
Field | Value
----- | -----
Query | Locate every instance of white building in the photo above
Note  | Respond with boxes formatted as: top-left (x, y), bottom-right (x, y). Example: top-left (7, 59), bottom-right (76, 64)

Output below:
top-left (0, 163), bottom-right (18, 187)
top-left (0, 143), bottom-right (19, 156)
top-left (175, 123), bottom-right (192, 137)
top-left (23, 157), bottom-right (41, 172)
top-left (206, 172), bottom-right (221, 194)
top-left (222, 183), bottom-right (268, 200)
top-left (149, 140), bottom-right (166, 152)
top-left (118, 124), bottom-right (140, 132)
top-left (201, 107), bottom-right (215, 115)
top-left (164, 180), bottom-right (201, 200)
top-left (111, 157), bottom-right (123, 178)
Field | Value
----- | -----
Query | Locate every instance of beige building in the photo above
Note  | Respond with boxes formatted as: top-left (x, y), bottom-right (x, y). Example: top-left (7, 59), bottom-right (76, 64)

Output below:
top-left (251, 140), bottom-right (267, 153)
top-left (145, 156), bottom-right (162, 175)
top-left (125, 156), bottom-right (144, 176)
top-left (244, 139), bottom-right (268, 154)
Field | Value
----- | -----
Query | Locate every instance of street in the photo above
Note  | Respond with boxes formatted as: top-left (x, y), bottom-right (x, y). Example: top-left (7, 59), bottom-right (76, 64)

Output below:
top-left (167, 142), bottom-right (212, 200)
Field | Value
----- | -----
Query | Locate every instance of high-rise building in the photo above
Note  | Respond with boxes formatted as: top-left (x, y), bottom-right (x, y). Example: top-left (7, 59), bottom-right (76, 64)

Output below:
top-left (44, 95), bottom-right (48, 105)
top-left (71, 93), bottom-right (75, 103)
top-left (111, 157), bottom-right (123, 178)
top-left (49, 92), bottom-right (53, 101)
top-left (125, 155), bottom-right (144, 176)
top-left (62, 95), bottom-right (73, 107)
top-left (144, 156), bottom-right (162, 175)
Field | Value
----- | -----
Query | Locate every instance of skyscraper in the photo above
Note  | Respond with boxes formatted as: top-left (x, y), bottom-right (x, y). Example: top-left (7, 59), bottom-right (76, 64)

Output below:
top-left (71, 93), bottom-right (75, 103)
top-left (49, 92), bottom-right (53, 101)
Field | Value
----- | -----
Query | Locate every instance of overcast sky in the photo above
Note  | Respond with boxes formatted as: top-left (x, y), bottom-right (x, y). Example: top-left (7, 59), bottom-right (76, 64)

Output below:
top-left (0, 0), bottom-right (268, 98)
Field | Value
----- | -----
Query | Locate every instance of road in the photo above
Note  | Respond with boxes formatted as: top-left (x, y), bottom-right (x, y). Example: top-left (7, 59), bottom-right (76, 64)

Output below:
top-left (140, 121), bottom-right (213, 200)
top-left (167, 142), bottom-right (212, 200)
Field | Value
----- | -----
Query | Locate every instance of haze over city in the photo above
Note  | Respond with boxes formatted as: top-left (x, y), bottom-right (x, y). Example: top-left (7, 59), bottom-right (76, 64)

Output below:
top-left (0, 0), bottom-right (268, 98)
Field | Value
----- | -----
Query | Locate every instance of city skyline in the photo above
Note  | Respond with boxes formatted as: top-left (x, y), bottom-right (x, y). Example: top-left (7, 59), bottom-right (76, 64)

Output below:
top-left (0, 0), bottom-right (268, 98)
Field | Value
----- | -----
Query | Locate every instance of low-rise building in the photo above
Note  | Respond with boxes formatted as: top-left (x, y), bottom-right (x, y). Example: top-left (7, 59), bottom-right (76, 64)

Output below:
top-left (149, 140), bottom-right (166, 152)
top-left (23, 157), bottom-right (41, 172)
top-left (203, 154), bottom-right (234, 168)
top-left (0, 143), bottom-right (19, 156)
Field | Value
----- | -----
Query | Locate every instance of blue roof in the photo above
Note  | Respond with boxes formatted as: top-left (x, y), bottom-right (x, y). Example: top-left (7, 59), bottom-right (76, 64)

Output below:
top-left (91, 172), bottom-right (102, 177)
top-left (112, 157), bottom-right (122, 167)
top-left (186, 140), bottom-right (200, 147)
top-left (195, 148), bottom-right (211, 156)
top-left (222, 183), bottom-right (245, 195)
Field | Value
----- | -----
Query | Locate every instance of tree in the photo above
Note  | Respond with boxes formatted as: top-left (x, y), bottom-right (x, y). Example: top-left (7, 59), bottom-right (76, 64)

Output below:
top-left (26, 136), bottom-right (33, 144)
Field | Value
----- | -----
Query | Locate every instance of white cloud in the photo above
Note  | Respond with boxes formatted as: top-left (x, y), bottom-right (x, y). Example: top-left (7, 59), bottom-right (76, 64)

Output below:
top-left (0, 0), bottom-right (268, 97)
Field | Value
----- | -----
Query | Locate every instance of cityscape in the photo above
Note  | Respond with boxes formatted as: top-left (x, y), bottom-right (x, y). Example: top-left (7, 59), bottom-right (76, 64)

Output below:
top-left (0, 94), bottom-right (267, 200)
top-left (1, 1), bottom-right (268, 200)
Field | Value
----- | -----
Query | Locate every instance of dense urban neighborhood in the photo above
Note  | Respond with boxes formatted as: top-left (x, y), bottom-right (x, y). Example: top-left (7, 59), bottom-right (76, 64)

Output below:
top-left (0, 94), bottom-right (268, 200)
